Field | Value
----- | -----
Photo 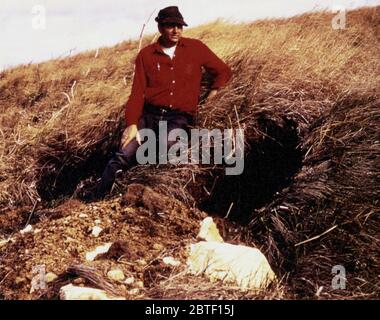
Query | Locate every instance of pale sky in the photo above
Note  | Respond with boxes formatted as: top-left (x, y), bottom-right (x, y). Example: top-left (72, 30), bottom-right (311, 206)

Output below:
top-left (0, 0), bottom-right (379, 70)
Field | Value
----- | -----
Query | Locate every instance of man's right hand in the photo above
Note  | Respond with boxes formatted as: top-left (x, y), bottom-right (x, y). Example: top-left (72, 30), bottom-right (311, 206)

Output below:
top-left (120, 124), bottom-right (142, 151)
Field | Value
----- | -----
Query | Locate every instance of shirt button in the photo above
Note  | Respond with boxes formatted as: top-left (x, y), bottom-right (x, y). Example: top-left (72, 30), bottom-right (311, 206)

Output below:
top-left (170, 92), bottom-right (173, 96)
top-left (170, 67), bottom-right (174, 70)
top-left (172, 80), bottom-right (175, 84)
top-left (169, 105), bottom-right (173, 108)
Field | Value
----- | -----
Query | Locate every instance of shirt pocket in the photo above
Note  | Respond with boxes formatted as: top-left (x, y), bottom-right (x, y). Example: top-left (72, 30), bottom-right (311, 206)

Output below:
top-left (146, 62), bottom-right (164, 87)
top-left (184, 64), bottom-right (195, 77)
top-left (183, 62), bottom-right (201, 86)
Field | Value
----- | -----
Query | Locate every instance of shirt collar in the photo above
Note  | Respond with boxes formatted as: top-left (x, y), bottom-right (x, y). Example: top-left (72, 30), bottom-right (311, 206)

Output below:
top-left (153, 36), bottom-right (187, 54)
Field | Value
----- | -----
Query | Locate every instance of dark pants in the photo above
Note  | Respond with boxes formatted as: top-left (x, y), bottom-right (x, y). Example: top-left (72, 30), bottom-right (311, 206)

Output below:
top-left (95, 106), bottom-right (194, 199)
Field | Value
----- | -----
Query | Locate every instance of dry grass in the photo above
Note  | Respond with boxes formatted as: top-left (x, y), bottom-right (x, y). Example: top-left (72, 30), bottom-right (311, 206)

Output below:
top-left (0, 7), bottom-right (379, 299)
top-left (0, 8), bottom-right (378, 207)
top-left (144, 269), bottom-right (289, 300)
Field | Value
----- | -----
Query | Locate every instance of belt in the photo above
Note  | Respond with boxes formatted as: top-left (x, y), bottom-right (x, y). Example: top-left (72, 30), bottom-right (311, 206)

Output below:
top-left (143, 103), bottom-right (195, 126)
top-left (144, 103), bottom-right (172, 114)
top-left (144, 103), bottom-right (190, 116)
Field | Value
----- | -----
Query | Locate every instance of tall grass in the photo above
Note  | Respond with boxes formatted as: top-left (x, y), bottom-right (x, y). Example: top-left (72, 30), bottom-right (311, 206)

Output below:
top-left (0, 7), bottom-right (378, 207)
top-left (0, 6), bottom-right (378, 298)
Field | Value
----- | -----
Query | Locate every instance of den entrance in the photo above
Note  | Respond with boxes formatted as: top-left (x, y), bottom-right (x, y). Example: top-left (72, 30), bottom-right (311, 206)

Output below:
top-left (199, 117), bottom-right (303, 225)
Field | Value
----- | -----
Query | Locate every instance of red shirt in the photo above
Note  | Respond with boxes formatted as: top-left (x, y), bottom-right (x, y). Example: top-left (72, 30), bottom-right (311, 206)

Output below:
top-left (125, 37), bottom-right (232, 126)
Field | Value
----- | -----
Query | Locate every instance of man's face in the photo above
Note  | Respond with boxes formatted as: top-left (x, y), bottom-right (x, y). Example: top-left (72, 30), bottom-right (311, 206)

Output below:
top-left (159, 23), bottom-right (183, 45)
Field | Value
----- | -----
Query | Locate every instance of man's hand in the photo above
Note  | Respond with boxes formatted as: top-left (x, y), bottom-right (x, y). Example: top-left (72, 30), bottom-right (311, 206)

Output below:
top-left (206, 89), bottom-right (218, 102)
top-left (120, 124), bottom-right (142, 151)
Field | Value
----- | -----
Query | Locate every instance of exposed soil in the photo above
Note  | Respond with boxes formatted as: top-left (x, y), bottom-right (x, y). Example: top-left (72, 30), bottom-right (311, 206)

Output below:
top-left (0, 184), bottom-right (256, 300)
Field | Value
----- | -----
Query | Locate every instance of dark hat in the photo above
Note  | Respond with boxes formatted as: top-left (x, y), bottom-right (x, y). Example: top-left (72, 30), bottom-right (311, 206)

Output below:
top-left (155, 6), bottom-right (188, 26)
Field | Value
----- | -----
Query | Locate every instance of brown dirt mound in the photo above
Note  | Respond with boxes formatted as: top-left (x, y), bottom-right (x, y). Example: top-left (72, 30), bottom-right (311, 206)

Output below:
top-left (0, 184), bottom-right (260, 299)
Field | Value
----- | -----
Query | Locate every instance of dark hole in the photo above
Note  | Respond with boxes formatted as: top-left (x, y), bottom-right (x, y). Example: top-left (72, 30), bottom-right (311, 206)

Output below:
top-left (36, 151), bottom-right (109, 204)
top-left (198, 117), bottom-right (303, 225)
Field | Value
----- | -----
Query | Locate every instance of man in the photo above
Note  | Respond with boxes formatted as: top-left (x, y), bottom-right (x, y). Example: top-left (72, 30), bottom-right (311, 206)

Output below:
top-left (95, 6), bottom-right (232, 199)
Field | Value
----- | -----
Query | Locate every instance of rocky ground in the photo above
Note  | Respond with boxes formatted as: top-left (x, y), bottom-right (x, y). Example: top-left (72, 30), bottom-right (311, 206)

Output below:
top-left (1, 184), bottom-right (270, 300)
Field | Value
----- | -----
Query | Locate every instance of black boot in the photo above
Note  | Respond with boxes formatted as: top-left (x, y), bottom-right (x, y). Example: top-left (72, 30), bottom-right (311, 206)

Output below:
top-left (95, 152), bottom-right (135, 200)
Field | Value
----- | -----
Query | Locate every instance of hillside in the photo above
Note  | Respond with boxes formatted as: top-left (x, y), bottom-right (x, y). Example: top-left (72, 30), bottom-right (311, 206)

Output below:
top-left (0, 7), bottom-right (379, 299)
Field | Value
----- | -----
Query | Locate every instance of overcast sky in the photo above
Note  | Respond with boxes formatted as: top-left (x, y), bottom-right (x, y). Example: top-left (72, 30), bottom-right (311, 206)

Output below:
top-left (0, 0), bottom-right (379, 70)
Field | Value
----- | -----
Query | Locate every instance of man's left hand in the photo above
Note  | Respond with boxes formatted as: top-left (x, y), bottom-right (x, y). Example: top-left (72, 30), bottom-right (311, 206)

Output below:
top-left (206, 89), bottom-right (218, 102)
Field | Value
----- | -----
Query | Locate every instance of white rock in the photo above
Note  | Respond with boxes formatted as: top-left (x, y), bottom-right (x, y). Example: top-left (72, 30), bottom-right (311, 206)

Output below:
top-left (91, 226), bottom-right (103, 237)
top-left (163, 256), bottom-right (181, 267)
top-left (34, 228), bottom-right (42, 234)
top-left (0, 239), bottom-right (9, 248)
top-left (107, 269), bottom-right (125, 281)
top-left (187, 241), bottom-right (276, 290)
top-left (135, 281), bottom-right (144, 288)
top-left (94, 219), bottom-right (101, 224)
top-left (59, 284), bottom-right (125, 300)
top-left (15, 277), bottom-right (25, 285)
top-left (20, 225), bottom-right (33, 234)
top-left (85, 243), bottom-right (112, 261)
top-left (64, 237), bottom-right (76, 244)
top-left (30, 270), bottom-right (46, 294)
top-left (0, 238), bottom-right (15, 248)
top-left (45, 272), bottom-right (58, 283)
top-left (197, 217), bottom-right (224, 243)
top-left (153, 243), bottom-right (164, 251)
top-left (136, 259), bottom-right (147, 266)
top-left (124, 277), bottom-right (135, 285)
top-left (79, 213), bottom-right (88, 218)
top-left (129, 288), bottom-right (140, 295)
top-left (64, 217), bottom-right (71, 223)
